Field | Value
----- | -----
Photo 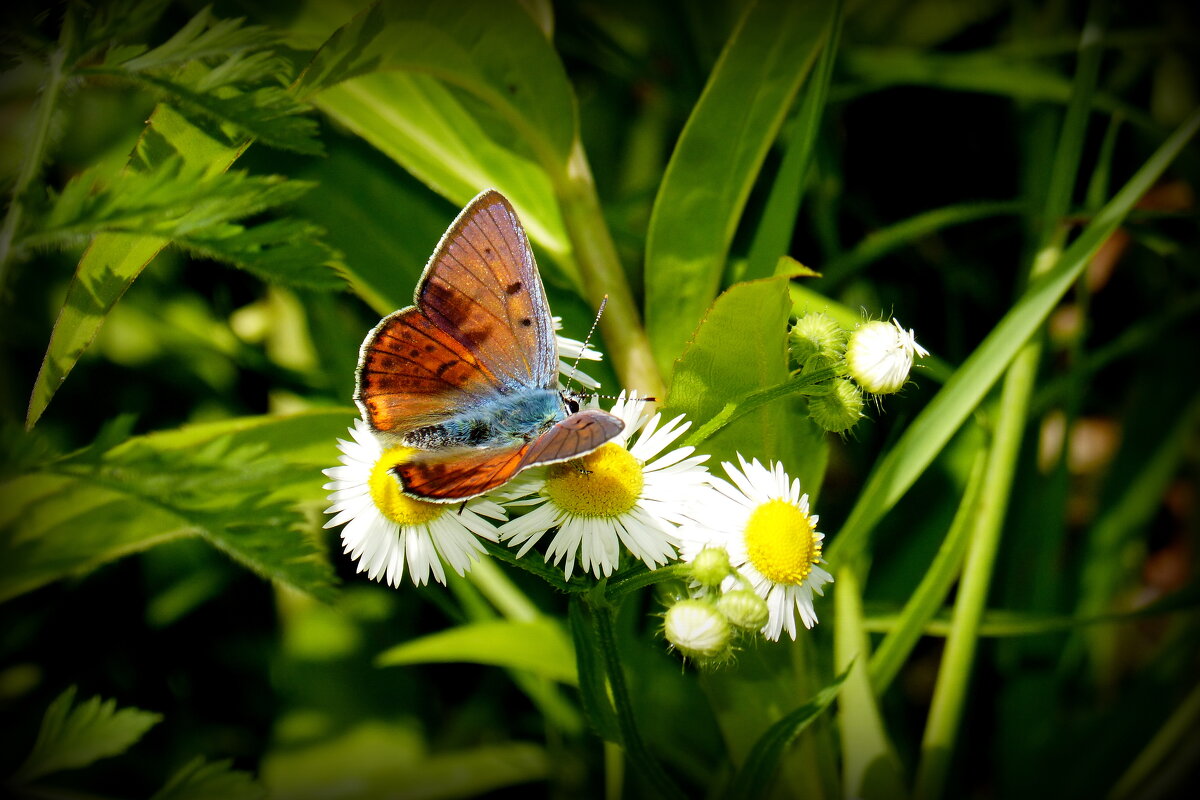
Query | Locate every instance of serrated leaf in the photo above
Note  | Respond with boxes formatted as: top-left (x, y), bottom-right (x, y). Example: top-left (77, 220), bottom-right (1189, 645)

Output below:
top-left (179, 218), bottom-right (345, 290)
top-left (26, 105), bottom-right (239, 429)
top-left (115, 6), bottom-right (280, 74)
top-left (644, 0), bottom-right (836, 373)
top-left (0, 410), bottom-right (352, 602)
top-left (376, 618), bottom-right (577, 684)
top-left (151, 757), bottom-right (265, 800)
top-left (722, 665), bottom-right (851, 800)
top-left (664, 276), bottom-right (828, 495)
top-left (10, 687), bottom-right (162, 784)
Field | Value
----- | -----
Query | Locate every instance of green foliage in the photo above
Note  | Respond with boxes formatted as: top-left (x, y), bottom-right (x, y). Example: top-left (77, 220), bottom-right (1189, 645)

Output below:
top-left (9, 686), bottom-right (162, 784)
top-left (2, 2), bottom-right (1198, 799)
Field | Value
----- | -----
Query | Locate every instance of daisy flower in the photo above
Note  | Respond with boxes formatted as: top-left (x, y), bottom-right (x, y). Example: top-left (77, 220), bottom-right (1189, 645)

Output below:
top-left (554, 316), bottom-right (602, 390)
top-left (322, 419), bottom-right (505, 587)
top-left (678, 455), bottom-right (833, 641)
top-left (845, 317), bottom-right (929, 395)
top-left (500, 391), bottom-right (710, 579)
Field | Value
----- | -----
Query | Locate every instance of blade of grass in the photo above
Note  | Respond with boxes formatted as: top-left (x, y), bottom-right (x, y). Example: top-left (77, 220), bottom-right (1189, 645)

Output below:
top-left (914, 7), bottom-right (1109, 797)
top-left (742, 0), bottom-right (843, 282)
top-left (825, 103), bottom-right (1200, 568)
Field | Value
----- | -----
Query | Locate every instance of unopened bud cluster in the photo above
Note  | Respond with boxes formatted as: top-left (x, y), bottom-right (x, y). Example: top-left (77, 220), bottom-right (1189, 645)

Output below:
top-left (788, 312), bottom-right (928, 434)
top-left (661, 547), bottom-right (770, 666)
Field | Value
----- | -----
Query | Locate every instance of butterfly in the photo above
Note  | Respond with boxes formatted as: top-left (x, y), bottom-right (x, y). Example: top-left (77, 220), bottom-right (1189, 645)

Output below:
top-left (354, 190), bottom-right (626, 502)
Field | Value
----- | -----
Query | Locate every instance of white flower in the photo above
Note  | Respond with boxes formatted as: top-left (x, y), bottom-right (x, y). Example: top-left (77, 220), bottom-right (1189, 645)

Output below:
top-left (663, 599), bottom-right (732, 660)
top-left (554, 316), bottom-right (602, 390)
top-left (678, 455), bottom-right (832, 641)
top-left (322, 419), bottom-right (505, 587)
top-left (845, 317), bottom-right (929, 395)
top-left (500, 391), bottom-right (710, 579)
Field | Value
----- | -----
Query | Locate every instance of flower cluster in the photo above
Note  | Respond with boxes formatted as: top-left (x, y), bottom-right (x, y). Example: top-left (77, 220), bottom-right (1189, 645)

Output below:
top-left (790, 313), bottom-right (930, 434)
top-left (323, 312), bottom-right (926, 656)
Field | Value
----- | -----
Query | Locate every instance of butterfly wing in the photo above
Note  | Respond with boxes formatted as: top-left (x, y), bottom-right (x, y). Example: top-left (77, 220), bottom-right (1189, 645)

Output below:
top-left (394, 409), bottom-right (626, 502)
top-left (355, 190), bottom-right (556, 435)
top-left (519, 409), bottom-right (625, 469)
top-left (394, 443), bottom-right (532, 502)
top-left (417, 190), bottom-right (558, 390)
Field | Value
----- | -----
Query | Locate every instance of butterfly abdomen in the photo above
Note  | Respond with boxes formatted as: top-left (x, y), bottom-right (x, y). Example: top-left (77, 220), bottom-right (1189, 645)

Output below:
top-left (403, 388), bottom-right (563, 451)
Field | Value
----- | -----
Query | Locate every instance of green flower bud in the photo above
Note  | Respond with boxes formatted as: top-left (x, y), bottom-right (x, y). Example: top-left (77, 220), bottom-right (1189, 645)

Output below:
top-left (716, 589), bottom-right (770, 631)
top-left (789, 312), bottom-right (846, 368)
top-left (690, 546), bottom-right (733, 589)
top-left (808, 378), bottom-right (864, 433)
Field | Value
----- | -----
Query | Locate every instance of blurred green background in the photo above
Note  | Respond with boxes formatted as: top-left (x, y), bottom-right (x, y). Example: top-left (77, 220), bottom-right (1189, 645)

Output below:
top-left (1, 0), bottom-right (1197, 798)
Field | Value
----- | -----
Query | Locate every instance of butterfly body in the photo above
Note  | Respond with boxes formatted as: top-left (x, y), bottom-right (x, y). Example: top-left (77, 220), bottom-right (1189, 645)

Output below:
top-left (354, 190), bottom-right (625, 502)
top-left (403, 388), bottom-right (564, 451)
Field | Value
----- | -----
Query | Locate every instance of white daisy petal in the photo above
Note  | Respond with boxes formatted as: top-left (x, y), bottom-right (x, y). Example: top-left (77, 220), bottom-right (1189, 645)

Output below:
top-left (322, 418), bottom-right (504, 587)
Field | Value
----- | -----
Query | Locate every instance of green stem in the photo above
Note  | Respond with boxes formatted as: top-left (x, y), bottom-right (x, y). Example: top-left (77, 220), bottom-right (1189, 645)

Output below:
top-left (588, 595), bottom-right (685, 799)
top-left (682, 366), bottom-right (840, 447)
top-left (913, 340), bottom-right (1039, 800)
top-left (606, 563), bottom-right (690, 599)
top-left (555, 141), bottom-right (667, 400)
top-left (0, 44), bottom-right (68, 286)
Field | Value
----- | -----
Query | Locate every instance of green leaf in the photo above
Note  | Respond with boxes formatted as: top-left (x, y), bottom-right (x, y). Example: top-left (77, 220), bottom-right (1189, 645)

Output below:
top-left (261, 722), bottom-right (548, 800)
top-left (664, 276), bottom-right (827, 495)
top-left (177, 218), bottom-right (344, 290)
top-left (150, 758), bottom-right (265, 800)
top-left (722, 664), bottom-right (851, 800)
top-left (826, 107), bottom-right (1200, 566)
top-left (26, 105), bottom-right (240, 429)
top-left (742, 1), bottom-right (843, 282)
top-left (113, 6), bottom-right (282, 74)
top-left (10, 687), bottom-right (162, 784)
top-left (644, 0), bottom-right (836, 373)
top-left (298, 0), bottom-right (574, 163)
top-left (0, 410), bottom-right (352, 602)
top-left (300, 1), bottom-right (576, 272)
top-left (376, 617), bottom-right (577, 685)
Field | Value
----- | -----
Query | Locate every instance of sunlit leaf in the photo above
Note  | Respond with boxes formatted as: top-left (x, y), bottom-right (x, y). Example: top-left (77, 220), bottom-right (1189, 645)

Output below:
top-left (644, 0), bottom-right (837, 372)
top-left (10, 687), bottom-right (162, 784)
top-left (376, 617), bottom-right (577, 685)
top-left (664, 276), bottom-right (827, 495)
top-left (150, 757), bottom-right (265, 800)
top-left (0, 410), bottom-right (352, 602)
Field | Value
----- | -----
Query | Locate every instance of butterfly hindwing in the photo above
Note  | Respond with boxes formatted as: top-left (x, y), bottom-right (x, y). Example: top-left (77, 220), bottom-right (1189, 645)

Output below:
top-left (418, 190), bottom-right (558, 390)
top-left (520, 410), bottom-right (626, 469)
top-left (394, 443), bottom-right (531, 502)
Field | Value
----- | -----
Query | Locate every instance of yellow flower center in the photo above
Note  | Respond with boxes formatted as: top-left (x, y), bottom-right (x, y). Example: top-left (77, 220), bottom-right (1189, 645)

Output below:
top-left (544, 443), bottom-right (643, 517)
top-left (368, 446), bottom-right (445, 526)
top-left (743, 499), bottom-right (820, 585)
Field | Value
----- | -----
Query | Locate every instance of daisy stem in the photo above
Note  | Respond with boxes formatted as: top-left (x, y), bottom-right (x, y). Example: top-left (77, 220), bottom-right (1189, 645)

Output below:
top-left (588, 593), bottom-right (686, 800)
top-left (606, 563), bottom-right (691, 599)
top-left (480, 540), bottom-right (573, 592)
top-left (682, 366), bottom-right (841, 447)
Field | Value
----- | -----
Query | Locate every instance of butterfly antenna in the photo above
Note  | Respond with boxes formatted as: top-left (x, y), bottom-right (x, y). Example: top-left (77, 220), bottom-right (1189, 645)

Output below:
top-left (566, 295), bottom-right (607, 391)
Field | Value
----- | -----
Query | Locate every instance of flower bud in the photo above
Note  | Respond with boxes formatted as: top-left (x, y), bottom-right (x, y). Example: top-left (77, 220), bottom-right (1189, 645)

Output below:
top-left (808, 378), bottom-right (864, 433)
top-left (689, 546), bottom-right (733, 589)
top-left (845, 318), bottom-right (929, 395)
top-left (789, 312), bottom-right (846, 369)
top-left (664, 599), bottom-right (732, 661)
top-left (716, 589), bottom-right (770, 631)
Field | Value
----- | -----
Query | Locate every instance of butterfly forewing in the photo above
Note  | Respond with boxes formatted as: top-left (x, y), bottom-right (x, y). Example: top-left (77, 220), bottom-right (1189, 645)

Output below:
top-left (355, 308), bottom-right (504, 435)
top-left (418, 191), bottom-right (558, 390)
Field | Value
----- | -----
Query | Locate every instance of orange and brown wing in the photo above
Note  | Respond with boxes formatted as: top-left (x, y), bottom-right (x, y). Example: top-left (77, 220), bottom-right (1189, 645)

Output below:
top-left (520, 410), bottom-right (625, 468)
top-left (417, 190), bottom-right (557, 389)
top-left (354, 307), bottom-right (504, 435)
top-left (394, 443), bottom-right (532, 502)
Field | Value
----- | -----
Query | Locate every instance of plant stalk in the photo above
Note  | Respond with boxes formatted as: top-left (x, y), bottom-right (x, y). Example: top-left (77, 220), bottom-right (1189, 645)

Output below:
top-left (556, 141), bottom-right (667, 400)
